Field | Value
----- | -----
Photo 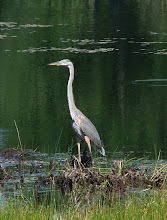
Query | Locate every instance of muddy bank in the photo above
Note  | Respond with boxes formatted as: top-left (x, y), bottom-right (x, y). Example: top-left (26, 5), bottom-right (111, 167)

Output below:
top-left (0, 148), bottom-right (166, 197)
top-left (35, 163), bottom-right (164, 196)
top-left (0, 148), bottom-right (30, 159)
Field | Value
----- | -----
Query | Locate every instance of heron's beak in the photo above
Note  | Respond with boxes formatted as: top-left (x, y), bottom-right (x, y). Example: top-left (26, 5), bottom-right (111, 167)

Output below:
top-left (48, 61), bottom-right (60, 66)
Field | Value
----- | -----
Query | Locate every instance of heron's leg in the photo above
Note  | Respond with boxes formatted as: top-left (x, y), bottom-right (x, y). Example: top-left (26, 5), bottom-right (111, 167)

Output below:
top-left (85, 136), bottom-right (92, 158)
top-left (77, 142), bottom-right (81, 163)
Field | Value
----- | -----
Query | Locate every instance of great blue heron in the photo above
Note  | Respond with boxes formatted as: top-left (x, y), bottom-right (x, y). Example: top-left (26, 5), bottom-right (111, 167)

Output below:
top-left (48, 59), bottom-right (105, 162)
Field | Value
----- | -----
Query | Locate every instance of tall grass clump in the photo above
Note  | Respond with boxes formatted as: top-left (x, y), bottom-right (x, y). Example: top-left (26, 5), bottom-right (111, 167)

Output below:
top-left (1, 188), bottom-right (167, 220)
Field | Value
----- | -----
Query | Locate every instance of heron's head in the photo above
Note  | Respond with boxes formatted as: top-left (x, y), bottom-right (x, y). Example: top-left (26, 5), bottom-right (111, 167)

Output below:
top-left (97, 145), bottom-right (105, 157)
top-left (48, 59), bottom-right (72, 67)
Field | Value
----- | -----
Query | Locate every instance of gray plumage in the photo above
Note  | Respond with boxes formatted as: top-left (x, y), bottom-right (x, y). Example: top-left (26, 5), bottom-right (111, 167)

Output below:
top-left (49, 59), bottom-right (105, 161)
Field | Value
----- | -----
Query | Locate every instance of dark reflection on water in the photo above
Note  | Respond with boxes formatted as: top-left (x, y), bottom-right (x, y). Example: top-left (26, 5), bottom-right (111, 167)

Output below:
top-left (0, 0), bottom-right (167, 158)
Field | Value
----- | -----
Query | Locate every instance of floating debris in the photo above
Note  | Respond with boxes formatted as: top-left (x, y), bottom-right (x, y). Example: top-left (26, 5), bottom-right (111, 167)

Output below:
top-left (149, 31), bottom-right (159, 35)
top-left (0, 22), bottom-right (17, 28)
top-left (0, 35), bottom-right (7, 39)
top-left (60, 38), bottom-right (115, 45)
top-left (19, 24), bottom-right (54, 28)
top-left (17, 46), bottom-right (114, 54)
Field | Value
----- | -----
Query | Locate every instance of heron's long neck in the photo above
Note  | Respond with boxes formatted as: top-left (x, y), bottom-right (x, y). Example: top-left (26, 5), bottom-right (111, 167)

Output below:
top-left (67, 64), bottom-right (77, 118)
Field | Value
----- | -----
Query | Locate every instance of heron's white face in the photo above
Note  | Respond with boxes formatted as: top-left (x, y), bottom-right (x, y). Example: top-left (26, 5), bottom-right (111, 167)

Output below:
top-left (48, 59), bottom-right (72, 67)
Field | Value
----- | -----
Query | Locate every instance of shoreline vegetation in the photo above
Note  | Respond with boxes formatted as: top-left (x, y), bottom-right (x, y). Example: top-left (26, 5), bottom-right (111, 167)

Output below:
top-left (1, 190), bottom-right (167, 220)
top-left (0, 148), bottom-right (167, 219)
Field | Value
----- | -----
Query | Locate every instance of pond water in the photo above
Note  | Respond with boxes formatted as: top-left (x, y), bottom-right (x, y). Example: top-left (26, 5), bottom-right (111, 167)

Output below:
top-left (0, 0), bottom-right (167, 159)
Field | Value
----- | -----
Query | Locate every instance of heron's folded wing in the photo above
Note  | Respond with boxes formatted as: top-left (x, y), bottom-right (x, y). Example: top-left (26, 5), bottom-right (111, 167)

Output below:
top-left (79, 115), bottom-right (102, 148)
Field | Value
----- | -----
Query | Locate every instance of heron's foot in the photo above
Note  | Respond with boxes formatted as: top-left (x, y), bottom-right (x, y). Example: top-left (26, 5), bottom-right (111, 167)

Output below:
top-left (72, 155), bottom-right (81, 165)
top-left (71, 152), bottom-right (92, 168)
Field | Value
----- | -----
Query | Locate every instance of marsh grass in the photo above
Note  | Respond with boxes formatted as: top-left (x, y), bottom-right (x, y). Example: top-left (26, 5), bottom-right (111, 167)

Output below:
top-left (1, 188), bottom-right (167, 220)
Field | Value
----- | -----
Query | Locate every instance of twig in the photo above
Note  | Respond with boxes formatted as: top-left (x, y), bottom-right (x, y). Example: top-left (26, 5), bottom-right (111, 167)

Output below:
top-left (0, 163), bottom-right (8, 176)
top-left (14, 120), bottom-right (23, 151)
top-left (150, 163), bottom-right (167, 181)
